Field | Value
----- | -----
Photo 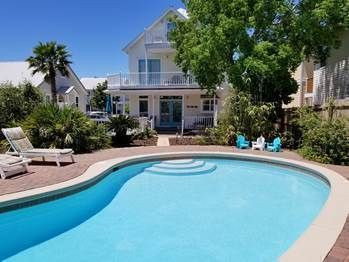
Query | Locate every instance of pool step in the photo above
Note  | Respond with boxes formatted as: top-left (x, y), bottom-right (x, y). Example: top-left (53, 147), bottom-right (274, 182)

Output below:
top-left (145, 159), bottom-right (216, 176)
top-left (153, 160), bottom-right (205, 170)
top-left (161, 159), bottom-right (195, 165)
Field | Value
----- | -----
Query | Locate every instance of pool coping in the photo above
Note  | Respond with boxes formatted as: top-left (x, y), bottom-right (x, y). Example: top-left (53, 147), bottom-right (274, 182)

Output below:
top-left (0, 152), bottom-right (348, 261)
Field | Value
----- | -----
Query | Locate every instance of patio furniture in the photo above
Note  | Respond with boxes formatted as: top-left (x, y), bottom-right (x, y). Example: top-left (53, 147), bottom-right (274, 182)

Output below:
top-left (236, 135), bottom-right (250, 149)
top-left (2, 127), bottom-right (75, 167)
top-left (0, 154), bottom-right (31, 179)
top-left (266, 137), bottom-right (282, 152)
top-left (252, 136), bottom-right (265, 151)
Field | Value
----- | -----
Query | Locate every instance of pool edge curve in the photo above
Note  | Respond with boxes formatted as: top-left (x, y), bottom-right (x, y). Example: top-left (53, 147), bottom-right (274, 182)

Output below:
top-left (0, 152), bottom-right (348, 262)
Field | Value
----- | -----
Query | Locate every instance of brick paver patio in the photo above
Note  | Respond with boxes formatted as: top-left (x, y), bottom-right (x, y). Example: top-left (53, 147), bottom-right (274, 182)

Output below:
top-left (0, 145), bottom-right (348, 261)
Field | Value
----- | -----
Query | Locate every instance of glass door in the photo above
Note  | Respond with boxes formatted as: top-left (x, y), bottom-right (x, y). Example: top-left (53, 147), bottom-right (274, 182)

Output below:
top-left (160, 96), bottom-right (182, 127)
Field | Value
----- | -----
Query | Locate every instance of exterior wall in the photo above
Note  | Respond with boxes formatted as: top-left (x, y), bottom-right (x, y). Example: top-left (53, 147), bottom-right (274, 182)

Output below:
top-left (127, 11), bottom-right (181, 74)
top-left (39, 70), bottom-right (87, 113)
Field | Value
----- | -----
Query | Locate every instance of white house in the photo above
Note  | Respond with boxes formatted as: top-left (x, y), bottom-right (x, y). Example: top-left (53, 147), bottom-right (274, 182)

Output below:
top-left (285, 30), bottom-right (349, 109)
top-left (80, 77), bottom-right (107, 112)
top-left (0, 61), bottom-right (88, 113)
top-left (107, 7), bottom-right (227, 131)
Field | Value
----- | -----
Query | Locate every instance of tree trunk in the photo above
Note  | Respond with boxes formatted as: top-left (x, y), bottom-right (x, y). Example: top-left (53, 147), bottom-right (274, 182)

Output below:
top-left (49, 70), bottom-right (57, 104)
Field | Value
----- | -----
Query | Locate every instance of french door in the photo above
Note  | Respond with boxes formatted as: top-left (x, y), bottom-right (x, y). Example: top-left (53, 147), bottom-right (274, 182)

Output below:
top-left (160, 96), bottom-right (182, 127)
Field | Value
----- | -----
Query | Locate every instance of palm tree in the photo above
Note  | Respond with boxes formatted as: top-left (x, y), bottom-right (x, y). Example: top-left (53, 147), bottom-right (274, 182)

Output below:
top-left (27, 41), bottom-right (71, 103)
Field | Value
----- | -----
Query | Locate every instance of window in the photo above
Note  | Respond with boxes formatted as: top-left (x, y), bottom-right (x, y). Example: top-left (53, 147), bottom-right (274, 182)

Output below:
top-left (201, 99), bottom-right (216, 112)
top-left (139, 96), bottom-right (148, 117)
top-left (167, 22), bottom-right (176, 40)
top-left (58, 95), bottom-right (64, 103)
top-left (75, 97), bottom-right (79, 108)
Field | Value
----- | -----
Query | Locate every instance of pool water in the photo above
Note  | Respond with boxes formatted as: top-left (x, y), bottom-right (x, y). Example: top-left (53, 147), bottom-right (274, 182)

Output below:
top-left (0, 158), bottom-right (329, 261)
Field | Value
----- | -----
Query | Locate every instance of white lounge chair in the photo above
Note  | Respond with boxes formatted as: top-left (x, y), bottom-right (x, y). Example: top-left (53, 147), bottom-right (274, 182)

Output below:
top-left (0, 154), bottom-right (31, 179)
top-left (252, 136), bottom-right (265, 151)
top-left (2, 127), bottom-right (75, 167)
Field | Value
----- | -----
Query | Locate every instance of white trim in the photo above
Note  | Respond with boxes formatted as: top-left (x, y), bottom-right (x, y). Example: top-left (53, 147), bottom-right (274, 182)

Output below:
top-left (122, 7), bottom-right (187, 53)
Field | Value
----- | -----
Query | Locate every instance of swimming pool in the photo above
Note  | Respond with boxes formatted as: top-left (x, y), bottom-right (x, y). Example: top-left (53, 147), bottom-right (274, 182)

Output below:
top-left (0, 157), bottom-right (330, 261)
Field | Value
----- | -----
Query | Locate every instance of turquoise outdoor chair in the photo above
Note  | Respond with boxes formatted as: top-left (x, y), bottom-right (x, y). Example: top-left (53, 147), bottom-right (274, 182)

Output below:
top-left (236, 135), bottom-right (250, 149)
top-left (266, 137), bottom-right (282, 152)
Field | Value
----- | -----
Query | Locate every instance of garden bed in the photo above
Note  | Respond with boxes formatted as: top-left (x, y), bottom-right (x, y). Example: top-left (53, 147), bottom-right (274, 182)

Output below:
top-left (169, 136), bottom-right (202, 146)
top-left (132, 137), bottom-right (158, 147)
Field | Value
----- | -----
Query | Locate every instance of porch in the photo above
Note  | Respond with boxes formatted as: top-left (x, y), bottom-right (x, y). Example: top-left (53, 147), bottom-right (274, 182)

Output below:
top-left (106, 90), bottom-right (220, 132)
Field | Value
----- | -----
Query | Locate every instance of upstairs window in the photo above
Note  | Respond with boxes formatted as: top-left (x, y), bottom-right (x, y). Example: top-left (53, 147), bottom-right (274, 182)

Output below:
top-left (167, 22), bottom-right (176, 41)
top-left (75, 97), bottom-right (79, 108)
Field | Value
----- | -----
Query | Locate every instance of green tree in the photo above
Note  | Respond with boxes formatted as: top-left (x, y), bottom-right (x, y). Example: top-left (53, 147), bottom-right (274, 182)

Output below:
top-left (0, 82), bottom-right (43, 129)
top-left (27, 41), bottom-right (71, 104)
top-left (171, 0), bottom-right (349, 110)
top-left (91, 81), bottom-right (108, 111)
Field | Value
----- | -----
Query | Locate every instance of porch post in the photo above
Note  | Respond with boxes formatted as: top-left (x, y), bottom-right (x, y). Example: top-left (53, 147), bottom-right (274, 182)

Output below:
top-left (122, 95), bottom-right (126, 115)
top-left (299, 62), bottom-right (305, 107)
top-left (181, 95), bottom-right (185, 136)
top-left (152, 94), bottom-right (155, 129)
top-left (213, 94), bottom-right (218, 127)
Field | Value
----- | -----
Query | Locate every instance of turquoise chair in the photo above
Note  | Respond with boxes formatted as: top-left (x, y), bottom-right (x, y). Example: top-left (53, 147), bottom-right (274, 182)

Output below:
top-left (266, 137), bottom-right (282, 152)
top-left (236, 135), bottom-right (250, 149)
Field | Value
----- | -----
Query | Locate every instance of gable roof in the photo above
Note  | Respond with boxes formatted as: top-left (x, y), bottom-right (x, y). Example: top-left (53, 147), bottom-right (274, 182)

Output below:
top-left (0, 61), bottom-right (45, 86)
top-left (122, 7), bottom-right (188, 53)
top-left (80, 77), bottom-right (107, 90)
top-left (0, 61), bottom-right (87, 94)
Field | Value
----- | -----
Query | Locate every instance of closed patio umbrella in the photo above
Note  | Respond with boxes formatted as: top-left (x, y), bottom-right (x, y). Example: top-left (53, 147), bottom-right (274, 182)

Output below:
top-left (105, 95), bottom-right (112, 115)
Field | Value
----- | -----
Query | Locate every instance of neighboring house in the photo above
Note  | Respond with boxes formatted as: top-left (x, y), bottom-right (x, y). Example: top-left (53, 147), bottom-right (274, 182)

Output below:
top-left (107, 7), bottom-right (226, 131)
top-left (0, 61), bottom-right (88, 113)
top-left (285, 30), bottom-right (349, 109)
top-left (80, 77), bottom-right (107, 112)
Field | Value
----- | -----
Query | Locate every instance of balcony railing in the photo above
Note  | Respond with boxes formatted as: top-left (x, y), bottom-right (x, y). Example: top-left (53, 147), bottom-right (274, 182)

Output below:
top-left (313, 56), bottom-right (349, 105)
top-left (108, 72), bottom-right (198, 89)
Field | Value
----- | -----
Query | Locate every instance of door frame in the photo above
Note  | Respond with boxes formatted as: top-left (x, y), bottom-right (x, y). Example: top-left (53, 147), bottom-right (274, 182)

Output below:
top-left (159, 96), bottom-right (182, 127)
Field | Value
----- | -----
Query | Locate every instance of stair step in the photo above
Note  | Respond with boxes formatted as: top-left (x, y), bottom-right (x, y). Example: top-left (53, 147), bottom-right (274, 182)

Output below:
top-left (154, 160), bottom-right (205, 169)
top-left (162, 159), bottom-right (195, 165)
top-left (145, 163), bottom-right (216, 176)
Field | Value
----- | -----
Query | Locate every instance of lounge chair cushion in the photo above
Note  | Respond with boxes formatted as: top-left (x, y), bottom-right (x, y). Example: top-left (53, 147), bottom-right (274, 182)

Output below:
top-left (0, 154), bottom-right (23, 166)
top-left (25, 148), bottom-right (73, 155)
top-left (3, 127), bottom-right (34, 152)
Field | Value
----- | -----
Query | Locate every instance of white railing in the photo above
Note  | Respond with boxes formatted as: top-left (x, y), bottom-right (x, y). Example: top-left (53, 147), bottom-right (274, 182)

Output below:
top-left (183, 116), bottom-right (214, 130)
top-left (108, 72), bottom-right (197, 88)
top-left (145, 30), bottom-right (168, 44)
top-left (313, 56), bottom-right (349, 105)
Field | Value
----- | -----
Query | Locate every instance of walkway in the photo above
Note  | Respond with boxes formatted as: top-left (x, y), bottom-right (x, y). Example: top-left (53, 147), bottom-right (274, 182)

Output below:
top-left (156, 135), bottom-right (171, 146)
top-left (0, 146), bottom-right (348, 261)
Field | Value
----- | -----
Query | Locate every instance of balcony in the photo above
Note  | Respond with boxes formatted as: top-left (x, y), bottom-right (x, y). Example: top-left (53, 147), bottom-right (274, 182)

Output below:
top-left (144, 31), bottom-right (174, 53)
top-left (107, 72), bottom-right (198, 89)
top-left (313, 56), bottom-right (349, 105)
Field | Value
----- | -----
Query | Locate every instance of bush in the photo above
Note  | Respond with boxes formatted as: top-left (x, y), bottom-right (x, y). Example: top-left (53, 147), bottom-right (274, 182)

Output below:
top-left (23, 104), bottom-right (110, 153)
top-left (199, 89), bottom-right (276, 144)
top-left (133, 127), bottom-right (157, 140)
top-left (0, 82), bottom-right (43, 129)
top-left (195, 125), bottom-right (236, 145)
top-left (297, 107), bottom-right (349, 165)
top-left (108, 115), bottom-right (139, 146)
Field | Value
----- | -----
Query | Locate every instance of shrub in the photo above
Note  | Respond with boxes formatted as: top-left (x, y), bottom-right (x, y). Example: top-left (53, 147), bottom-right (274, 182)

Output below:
top-left (23, 104), bottom-right (110, 153)
top-left (0, 82), bottom-right (43, 129)
top-left (297, 106), bottom-right (349, 165)
top-left (200, 89), bottom-right (275, 144)
top-left (133, 127), bottom-right (157, 140)
top-left (108, 115), bottom-right (139, 146)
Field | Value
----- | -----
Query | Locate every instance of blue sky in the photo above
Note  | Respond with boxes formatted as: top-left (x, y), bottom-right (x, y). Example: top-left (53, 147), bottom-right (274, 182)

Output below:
top-left (0, 0), bottom-right (184, 77)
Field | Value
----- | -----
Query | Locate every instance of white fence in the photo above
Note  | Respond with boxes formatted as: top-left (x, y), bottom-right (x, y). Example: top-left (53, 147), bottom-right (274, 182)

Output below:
top-left (313, 56), bottom-right (349, 105)
top-left (107, 72), bottom-right (197, 88)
